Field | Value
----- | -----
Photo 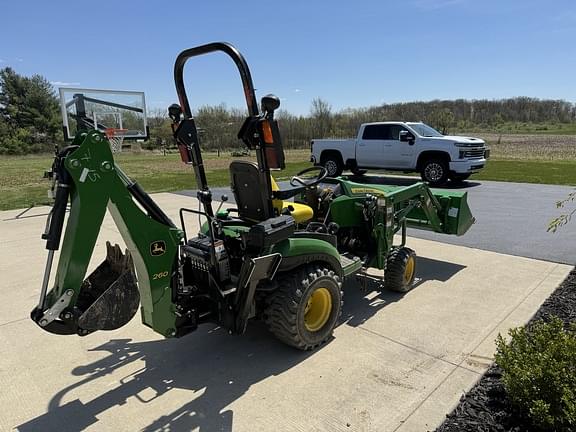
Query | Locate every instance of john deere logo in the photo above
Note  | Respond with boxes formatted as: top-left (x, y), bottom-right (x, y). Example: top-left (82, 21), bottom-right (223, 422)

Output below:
top-left (150, 241), bottom-right (166, 256)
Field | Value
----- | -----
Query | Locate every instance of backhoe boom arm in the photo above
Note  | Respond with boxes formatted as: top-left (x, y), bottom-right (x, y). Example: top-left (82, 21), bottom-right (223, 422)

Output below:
top-left (31, 131), bottom-right (185, 337)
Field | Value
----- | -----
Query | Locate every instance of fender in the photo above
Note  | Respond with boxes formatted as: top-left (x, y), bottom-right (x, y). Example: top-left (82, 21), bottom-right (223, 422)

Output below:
top-left (271, 237), bottom-right (343, 277)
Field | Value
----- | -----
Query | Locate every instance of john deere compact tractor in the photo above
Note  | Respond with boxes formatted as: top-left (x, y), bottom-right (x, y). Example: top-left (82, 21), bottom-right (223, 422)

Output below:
top-left (31, 42), bottom-right (474, 350)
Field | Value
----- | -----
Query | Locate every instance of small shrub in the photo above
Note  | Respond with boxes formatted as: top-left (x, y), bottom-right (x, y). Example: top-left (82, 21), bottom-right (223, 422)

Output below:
top-left (495, 317), bottom-right (576, 431)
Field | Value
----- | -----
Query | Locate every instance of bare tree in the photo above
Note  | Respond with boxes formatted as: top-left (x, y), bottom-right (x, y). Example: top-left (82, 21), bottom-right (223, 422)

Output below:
top-left (147, 108), bottom-right (167, 129)
top-left (310, 98), bottom-right (333, 138)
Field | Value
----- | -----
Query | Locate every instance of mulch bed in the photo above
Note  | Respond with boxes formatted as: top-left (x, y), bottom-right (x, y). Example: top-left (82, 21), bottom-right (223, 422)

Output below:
top-left (436, 268), bottom-right (576, 432)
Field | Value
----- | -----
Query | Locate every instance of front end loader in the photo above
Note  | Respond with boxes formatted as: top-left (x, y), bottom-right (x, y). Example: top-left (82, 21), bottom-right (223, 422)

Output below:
top-left (31, 42), bottom-right (475, 350)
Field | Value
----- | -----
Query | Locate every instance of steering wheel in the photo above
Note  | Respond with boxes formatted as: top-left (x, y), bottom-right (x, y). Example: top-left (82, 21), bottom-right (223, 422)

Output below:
top-left (290, 166), bottom-right (328, 188)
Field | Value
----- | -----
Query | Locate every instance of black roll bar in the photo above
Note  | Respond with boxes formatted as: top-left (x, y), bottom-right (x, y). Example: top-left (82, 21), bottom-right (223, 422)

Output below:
top-left (173, 42), bottom-right (264, 221)
top-left (174, 42), bottom-right (260, 119)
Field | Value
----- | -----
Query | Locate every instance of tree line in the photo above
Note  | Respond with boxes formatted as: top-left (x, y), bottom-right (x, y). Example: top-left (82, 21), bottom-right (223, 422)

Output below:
top-left (0, 68), bottom-right (61, 154)
top-left (1, 67), bottom-right (575, 154)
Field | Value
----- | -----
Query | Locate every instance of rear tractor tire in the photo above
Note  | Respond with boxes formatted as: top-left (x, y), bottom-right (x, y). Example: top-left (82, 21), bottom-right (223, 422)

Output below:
top-left (264, 265), bottom-right (343, 350)
top-left (384, 247), bottom-right (417, 293)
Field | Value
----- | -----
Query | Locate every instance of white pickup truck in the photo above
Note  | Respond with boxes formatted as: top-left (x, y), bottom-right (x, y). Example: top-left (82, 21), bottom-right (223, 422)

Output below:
top-left (310, 122), bottom-right (489, 185)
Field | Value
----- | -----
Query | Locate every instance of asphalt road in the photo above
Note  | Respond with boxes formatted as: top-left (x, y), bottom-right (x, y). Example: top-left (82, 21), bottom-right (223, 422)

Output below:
top-left (177, 176), bottom-right (576, 265)
top-left (411, 179), bottom-right (576, 265)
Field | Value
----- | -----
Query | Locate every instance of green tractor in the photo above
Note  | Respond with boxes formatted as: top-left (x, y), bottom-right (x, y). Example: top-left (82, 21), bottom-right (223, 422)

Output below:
top-left (31, 42), bottom-right (474, 350)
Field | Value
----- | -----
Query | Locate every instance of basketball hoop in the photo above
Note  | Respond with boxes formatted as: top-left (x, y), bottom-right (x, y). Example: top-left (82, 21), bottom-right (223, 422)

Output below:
top-left (105, 128), bottom-right (128, 153)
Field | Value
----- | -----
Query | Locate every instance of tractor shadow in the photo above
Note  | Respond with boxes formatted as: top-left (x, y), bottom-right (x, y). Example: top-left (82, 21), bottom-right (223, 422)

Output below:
top-left (16, 326), bottom-right (306, 432)
top-left (342, 256), bottom-right (466, 327)
top-left (345, 172), bottom-right (482, 189)
top-left (17, 257), bottom-right (465, 432)
top-left (14, 295), bottom-right (397, 431)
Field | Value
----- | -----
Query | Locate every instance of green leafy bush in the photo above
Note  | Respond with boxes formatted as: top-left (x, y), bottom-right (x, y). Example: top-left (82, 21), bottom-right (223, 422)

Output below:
top-left (495, 317), bottom-right (576, 431)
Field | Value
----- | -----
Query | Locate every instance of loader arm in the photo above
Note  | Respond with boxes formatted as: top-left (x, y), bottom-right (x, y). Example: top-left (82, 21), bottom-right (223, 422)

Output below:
top-left (31, 130), bottom-right (185, 337)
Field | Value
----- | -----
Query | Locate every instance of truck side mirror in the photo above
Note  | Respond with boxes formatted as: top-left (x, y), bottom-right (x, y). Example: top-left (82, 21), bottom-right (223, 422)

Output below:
top-left (399, 131), bottom-right (414, 142)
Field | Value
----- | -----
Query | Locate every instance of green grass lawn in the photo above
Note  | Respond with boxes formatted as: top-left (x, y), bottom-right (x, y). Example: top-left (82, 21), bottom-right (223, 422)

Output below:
top-left (0, 152), bottom-right (574, 211)
top-left (0, 152), bottom-right (310, 210)
top-left (471, 159), bottom-right (576, 185)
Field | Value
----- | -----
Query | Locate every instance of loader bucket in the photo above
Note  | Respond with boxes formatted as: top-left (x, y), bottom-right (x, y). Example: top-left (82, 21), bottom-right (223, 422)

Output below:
top-left (404, 188), bottom-right (475, 236)
top-left (429, 189), bottom-right (475, 236)
top-left (76, 242), bottom-right (140, 331)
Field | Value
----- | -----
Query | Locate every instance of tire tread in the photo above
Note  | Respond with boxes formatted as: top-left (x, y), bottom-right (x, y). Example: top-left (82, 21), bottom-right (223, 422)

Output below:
top-left (264, 265), bottom-right (342, 350)
top-left (384, 247), bottom-right (416, 293)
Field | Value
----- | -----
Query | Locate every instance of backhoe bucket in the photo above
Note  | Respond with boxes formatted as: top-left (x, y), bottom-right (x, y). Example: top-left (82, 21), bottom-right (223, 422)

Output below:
top-left (76, 242), bottom-right (140, 331)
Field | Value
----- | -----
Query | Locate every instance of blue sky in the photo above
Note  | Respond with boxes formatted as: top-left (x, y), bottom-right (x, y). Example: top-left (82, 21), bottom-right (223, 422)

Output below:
top-left (1, 0), bottom-right (575, 115)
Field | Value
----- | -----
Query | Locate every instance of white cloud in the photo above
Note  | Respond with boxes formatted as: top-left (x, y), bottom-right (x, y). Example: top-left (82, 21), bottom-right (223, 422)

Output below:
top-left (50, 81), bottom-right (81, 86)
top-left (16, 58), bottom-right (23, 62)
top-left (294, 88), bottom-right (301, 93)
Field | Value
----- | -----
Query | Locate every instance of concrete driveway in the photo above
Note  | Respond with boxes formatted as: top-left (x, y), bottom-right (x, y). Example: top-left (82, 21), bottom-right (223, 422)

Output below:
top-left (0, 193), bottom-right (571, 432)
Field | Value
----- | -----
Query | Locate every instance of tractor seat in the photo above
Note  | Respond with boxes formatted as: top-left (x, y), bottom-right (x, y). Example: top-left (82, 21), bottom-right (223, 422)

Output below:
top-left (229, 160), bottom-right (314, 224)
top-left (270, 177), bottom-right (313, 224)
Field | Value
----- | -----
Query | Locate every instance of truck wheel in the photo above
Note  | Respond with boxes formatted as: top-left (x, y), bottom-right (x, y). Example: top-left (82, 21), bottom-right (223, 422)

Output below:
top-left (264, 265), bottom-right (343, 350)
top-left (322, 156), bottom-right (343, 177)
top-left (384, 247), bottom-right (416, 293)
top-left (450, 173), bottom-right (471, 183)
top-left (420, 159), bottom-right (449, 186)
top-left (351, 166), bottom-right (367, 176)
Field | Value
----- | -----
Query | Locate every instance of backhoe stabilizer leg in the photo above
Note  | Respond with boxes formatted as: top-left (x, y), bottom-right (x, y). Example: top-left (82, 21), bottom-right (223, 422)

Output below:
top-left (31, 242), bottom-right (140, 336)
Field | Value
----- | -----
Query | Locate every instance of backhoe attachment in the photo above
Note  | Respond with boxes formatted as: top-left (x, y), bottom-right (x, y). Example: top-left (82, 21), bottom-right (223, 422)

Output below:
top-left (31, 130), bottom-right (183, 337)
top-left (76, 242), bottom-right (139, 332)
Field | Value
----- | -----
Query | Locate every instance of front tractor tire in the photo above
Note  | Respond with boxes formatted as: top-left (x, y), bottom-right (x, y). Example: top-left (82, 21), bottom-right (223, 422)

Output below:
top-left (264, 265), bottom-right (343, 350)
top-left (420, 158), bottom-right (449, 186)
top-left (384, 247), bottom-right (417, 293)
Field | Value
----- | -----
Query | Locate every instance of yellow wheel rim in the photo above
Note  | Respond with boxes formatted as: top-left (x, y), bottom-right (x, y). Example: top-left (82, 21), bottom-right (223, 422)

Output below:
top-left (404, 256), bottom-right (415, 285)
top-left (304, 287), bottom-right (332, 332)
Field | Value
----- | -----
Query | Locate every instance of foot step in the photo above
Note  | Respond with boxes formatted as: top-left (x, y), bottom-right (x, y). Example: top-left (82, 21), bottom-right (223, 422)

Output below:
top-left (340, 253), bottom-right (362, 276)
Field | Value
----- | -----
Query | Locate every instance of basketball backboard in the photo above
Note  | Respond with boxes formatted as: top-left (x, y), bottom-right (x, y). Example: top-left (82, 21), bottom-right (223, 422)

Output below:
top-left (58, 87), bottom-right (149, 141)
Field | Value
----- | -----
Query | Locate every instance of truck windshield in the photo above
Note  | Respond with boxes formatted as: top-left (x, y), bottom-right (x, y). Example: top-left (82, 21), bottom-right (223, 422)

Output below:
top-left (408, 123), bottom-right (443, 137)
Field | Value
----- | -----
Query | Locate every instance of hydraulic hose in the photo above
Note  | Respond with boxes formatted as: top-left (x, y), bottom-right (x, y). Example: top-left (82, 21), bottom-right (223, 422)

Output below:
top-left (44, 182), bottom-right (70, 251)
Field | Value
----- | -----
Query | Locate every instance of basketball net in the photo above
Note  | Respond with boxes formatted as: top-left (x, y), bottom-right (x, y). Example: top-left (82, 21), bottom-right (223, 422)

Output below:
top-left (105, 128), bottom-right (128, 153)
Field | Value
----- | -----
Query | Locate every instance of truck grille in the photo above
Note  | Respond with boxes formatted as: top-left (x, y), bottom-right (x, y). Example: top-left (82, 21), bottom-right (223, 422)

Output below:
top-left (462, 148), bottom-right (485, 159)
